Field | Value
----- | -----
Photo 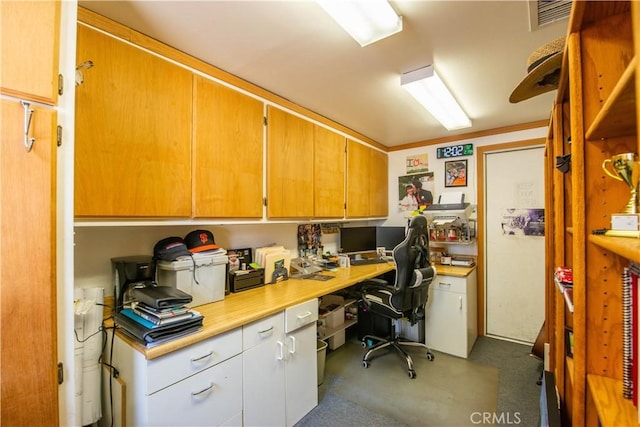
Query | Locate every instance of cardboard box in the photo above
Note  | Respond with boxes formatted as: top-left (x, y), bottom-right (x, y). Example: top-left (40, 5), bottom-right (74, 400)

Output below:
top-left (319, 295), bottom-right (345, 328)
top-left (157, 253), bottom-right (228, 307)
top-left (327, 329), bottom-right (345, 350)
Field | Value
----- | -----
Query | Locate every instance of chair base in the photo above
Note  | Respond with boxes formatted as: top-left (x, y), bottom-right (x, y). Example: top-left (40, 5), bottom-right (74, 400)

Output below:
top-left (361, 334), bottom-right (434, 379)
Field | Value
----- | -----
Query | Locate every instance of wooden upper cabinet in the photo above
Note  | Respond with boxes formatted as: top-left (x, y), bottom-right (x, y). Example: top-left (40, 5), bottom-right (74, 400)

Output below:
top-left (266, 106), bottom-right (314, 218)
top-left (313, 125), bottom-right (345, 218)
top-left (74, 25), bottom-right (192, 217)
top-left (193, 75), bottom-right (264, 218)
top-left (346, 139), bottom-right (388, 218)
top-left (0, 0), bottom-right (60, 105)
top-left (369, 148), bottom-right (389, 217)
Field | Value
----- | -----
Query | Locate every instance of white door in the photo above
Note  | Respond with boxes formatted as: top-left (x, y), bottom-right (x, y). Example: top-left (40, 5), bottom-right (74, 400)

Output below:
top-left (484, 146), bottom-right (545, 343)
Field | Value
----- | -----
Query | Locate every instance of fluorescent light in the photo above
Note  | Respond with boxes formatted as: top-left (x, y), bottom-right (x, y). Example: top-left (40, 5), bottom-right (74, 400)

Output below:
top-left (316, 0), bottom-right (402, 47)
top-left (401, 65), bottom-right (471, 131)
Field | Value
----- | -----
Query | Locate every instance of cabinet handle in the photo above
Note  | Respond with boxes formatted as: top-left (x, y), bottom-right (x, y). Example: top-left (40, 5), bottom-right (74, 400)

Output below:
top-left (191, 382), bottom-right (214, 396)
top-left (191, 350), bottom-right (214, 363)
top-left (277, 341), bottom-right (285, 360)
top-left (258, 326), bottom-right (274, 335)
top-left (297, 311), bottom-right (312, 320)
top-left (289, 336), bottom-right (296, 355)
top-left (459, 296), bottom-right (462, 310)
top-left (21, 101), bottom-right (35, 152)
top-left (439, 282), bottom-right (452, 288)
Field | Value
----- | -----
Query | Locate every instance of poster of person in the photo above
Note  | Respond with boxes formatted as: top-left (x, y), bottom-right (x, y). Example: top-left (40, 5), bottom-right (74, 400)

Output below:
top-left (398, 172), bottom-right (435, 212)
top-left (501, 208), bottom-right (545, 236)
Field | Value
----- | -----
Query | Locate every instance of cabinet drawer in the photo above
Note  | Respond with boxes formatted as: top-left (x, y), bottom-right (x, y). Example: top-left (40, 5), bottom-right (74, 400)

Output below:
top-left (285, 299), bottom-right (318, 333)
top-left (433, 275), bottom-right (467, 294)
top-left (243, 311), bottom-right (284, 351)
top-left (147, 354), bottom-right (243, 426)
top-left (147, 328), bottom-right (242, 394)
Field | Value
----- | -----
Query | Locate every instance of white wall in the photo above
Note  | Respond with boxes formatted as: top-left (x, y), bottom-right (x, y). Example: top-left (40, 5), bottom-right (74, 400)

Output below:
top-left (383, 126), bottom-right (548, 256)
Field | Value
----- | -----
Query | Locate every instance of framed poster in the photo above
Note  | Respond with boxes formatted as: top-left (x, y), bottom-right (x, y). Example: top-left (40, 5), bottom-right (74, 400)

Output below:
top-left (397, 172), bottom-right (434, 212)
top-left (444, 160), bottom-right (467, 187)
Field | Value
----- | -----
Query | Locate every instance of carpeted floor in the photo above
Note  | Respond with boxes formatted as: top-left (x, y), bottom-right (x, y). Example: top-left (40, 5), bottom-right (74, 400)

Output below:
top-left (296, 335), bottom-right (542, 427)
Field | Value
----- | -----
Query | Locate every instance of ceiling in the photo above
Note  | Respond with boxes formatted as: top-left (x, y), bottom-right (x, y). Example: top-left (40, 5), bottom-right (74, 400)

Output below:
top-left (77, 1), bottom-right (569, 148)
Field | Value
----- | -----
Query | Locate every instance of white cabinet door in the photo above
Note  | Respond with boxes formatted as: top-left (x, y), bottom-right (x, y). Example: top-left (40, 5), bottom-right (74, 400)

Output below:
top-left (147, 355), bottom-right (243, 426)
top-left (285, 323), bottom-right (318, 426)
top-left (243, 313), bottom-right (286, 427)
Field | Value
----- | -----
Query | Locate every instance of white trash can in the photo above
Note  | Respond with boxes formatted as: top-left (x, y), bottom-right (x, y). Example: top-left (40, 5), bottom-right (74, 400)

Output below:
top-left (317, 340), bottom-right (328, 386)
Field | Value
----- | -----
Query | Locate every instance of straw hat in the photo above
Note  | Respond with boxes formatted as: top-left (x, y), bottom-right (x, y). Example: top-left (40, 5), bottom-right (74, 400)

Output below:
top-left (509, 37), bottom-right (565, 103)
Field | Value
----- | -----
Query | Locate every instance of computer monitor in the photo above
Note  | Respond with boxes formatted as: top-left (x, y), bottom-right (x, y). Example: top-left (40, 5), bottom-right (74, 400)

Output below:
top-left (376, 226), bottom-right (406, 251)
top-left (339, 226), bottom-right (406, 254)
top-left (339, 227), bottom-right (377, 254)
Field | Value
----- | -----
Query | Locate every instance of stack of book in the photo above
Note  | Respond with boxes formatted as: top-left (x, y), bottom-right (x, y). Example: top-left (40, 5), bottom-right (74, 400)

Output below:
top-left (114, 285), bottom-right (204, 346)
top-left (554, 266), bottom-right (573, 312)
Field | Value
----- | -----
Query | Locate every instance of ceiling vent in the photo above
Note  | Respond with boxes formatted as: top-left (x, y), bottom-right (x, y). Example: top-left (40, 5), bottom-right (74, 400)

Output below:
top-left (528, 0), bottom-right (571, 31)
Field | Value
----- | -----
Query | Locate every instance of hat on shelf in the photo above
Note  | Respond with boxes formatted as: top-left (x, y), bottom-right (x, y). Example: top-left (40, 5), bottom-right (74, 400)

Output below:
top-left (153, 237), bottom-right (192, 261)
top-left (185, 229), bottom-right (220, 253)
top-left (509, 36), bottom-right (565, 103)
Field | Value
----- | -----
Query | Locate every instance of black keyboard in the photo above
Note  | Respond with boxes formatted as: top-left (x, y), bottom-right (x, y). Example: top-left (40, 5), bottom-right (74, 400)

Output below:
top-left (350, 258), bottom-right (387, 266)
top-left (424, 203), bottom-right (470, 211)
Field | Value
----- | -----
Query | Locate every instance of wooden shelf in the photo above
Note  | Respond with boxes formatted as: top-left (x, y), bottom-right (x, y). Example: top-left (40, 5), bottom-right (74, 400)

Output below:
top-left (587, 374), bottom-right (639, 427)
top-left (586, 57), bottom-right (637, 140)
top-left (588, 234), bottom-right (640, 263)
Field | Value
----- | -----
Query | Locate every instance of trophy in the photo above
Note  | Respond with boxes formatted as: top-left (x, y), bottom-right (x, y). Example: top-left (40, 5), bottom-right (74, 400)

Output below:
top-left (601, 152), bottom-right (639, 214)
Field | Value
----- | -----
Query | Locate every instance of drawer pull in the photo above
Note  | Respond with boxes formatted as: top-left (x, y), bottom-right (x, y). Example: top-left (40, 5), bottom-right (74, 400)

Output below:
top-left (439, 282), bottom-right (452, 288)
top-left (258, 326), bottom-right (274, 335)
top-left (191, 382), bottom-right (214, 396)
top-left (289, 336), bottom-right (296, 355)
top-left (459, 296), bottom-right (463, 310)
top-left (277, 341), bottom-right (284, 360)
top-left (191, 351), bottom-right (214, 363)
top-left (296, 311), bottom-right (312, 320)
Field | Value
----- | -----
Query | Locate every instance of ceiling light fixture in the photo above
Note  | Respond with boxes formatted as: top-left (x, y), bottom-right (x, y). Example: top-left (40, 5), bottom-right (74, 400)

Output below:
top-left (316, 0), bottom-right (402, 47)
top-left (401, 65), bottom-right (471, 131)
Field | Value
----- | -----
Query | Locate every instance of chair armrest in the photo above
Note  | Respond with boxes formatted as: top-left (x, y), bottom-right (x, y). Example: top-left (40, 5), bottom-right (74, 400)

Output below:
top-left (359, 278), bottom-right (393, 293)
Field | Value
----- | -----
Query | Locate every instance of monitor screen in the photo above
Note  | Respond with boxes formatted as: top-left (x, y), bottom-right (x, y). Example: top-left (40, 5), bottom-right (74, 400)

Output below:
top-left (376, 226), bottom-right (406, 251)
top-left (339, 227), bottom-right (377, 254)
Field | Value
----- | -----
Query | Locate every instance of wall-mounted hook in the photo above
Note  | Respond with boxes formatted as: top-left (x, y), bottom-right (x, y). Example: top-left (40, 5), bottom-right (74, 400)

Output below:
top-left (21, 100), bottom-right (35, 152)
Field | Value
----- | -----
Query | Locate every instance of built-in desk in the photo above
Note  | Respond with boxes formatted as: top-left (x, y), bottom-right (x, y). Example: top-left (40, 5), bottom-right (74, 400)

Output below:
top-left (120, 262), bottom-right (395, 360)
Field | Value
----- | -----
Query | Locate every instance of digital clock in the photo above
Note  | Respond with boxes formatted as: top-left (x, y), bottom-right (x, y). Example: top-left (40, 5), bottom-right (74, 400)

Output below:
top-left (436, 143), bottom-right (473, 159)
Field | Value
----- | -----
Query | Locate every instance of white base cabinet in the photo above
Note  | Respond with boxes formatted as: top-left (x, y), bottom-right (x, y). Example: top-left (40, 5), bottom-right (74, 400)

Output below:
top-left (107, 328), bottom-right (243, 427)
top-left (243, 299), bottom-right (318, 427)
top-left (425, 269), bottom-right (477, 358)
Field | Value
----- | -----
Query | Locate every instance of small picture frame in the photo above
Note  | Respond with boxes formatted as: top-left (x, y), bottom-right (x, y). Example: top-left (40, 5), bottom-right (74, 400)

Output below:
top-left (444, 160), bottom-right (468, 187)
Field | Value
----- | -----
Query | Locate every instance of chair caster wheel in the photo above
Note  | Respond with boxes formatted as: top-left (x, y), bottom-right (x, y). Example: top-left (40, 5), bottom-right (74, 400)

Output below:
top-left (362, 361), bottom-right (369, 368)
top-left (408, 370), bottom-right (416, 379)
top-left (361, 341), bottom-right (367, 348)
top-left (426, 352), bottom-right (434, 361)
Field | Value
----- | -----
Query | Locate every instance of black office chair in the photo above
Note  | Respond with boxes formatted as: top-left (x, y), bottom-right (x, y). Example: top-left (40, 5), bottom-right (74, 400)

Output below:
top-left (359, 215), bottom-right (436, 379)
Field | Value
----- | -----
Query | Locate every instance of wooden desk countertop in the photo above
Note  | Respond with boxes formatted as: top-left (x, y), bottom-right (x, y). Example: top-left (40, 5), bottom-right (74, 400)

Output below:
top-left (117, 262), bottom-right (476, 360)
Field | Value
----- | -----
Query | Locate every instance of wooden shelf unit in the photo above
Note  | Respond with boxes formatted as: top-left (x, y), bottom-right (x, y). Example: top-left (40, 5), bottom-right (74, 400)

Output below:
top-left (546, 1), bottom-right (640, 426)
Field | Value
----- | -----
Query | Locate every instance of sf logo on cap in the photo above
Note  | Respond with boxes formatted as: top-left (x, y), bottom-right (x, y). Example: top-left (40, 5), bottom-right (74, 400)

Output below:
top-left (199, 232), bottom-right (209, 244)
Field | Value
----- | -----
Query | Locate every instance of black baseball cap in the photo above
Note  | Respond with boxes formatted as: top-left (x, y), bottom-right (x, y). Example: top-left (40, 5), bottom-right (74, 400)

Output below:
top-left (185, 230), bottom-right (220, 253)
top-left (153, 237), bottom-right (192, 261)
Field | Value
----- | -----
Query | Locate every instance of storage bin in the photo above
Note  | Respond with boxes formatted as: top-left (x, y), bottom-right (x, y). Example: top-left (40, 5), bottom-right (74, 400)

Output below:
top-left (157, 253), bottom-right (228, 307)
top-left (319, 295), bottom-right (345, 329)
top-left (327, 329), bottom-right (345, 350)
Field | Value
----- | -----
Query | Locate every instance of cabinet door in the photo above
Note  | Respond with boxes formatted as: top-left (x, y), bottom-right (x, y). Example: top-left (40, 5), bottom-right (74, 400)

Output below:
top-left (266, 106), bottom-right (314, 218)
top-left (193, 75), bottom-right (264, 218)
top-left (425, 277), bottom-right (468, 358)
top-left (0, 0), bottom-right (60, 104)
top-left (369, 148), bottom-right (388, 217)
top-left (285, 324), bottom-right (318, 427)
top-left (75, 25), bottom-right (192, 217)
top-left (345, 139), bottom-right (370, 217)
top-left (243, 338), bottom-right (286, 426)
top-left (1, 100), bottom-right (58, 425)
top-left (313, 125), bottom-right (345, 218)
top-left (147, 355), bottom-right (243, 427)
